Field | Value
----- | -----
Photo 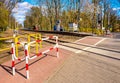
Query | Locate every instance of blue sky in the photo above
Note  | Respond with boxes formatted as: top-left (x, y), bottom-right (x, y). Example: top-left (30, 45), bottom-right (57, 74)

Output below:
top-left (12, 2), bottom-right (32, 24)
top-left (24, 0), bottom-right (120, 8)
top-left (110, 0), bottom-right (120, 8)
top-left (23, 0), bottom-right (38, 5)
top-left (12, 0), bottom-right (120, 25)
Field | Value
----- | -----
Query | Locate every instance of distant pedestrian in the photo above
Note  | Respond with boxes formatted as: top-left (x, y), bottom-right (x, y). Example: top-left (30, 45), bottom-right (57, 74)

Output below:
top-left (53, 20), bottom-right (63, 31)
top-left (54, 25), bottom-right (57, 31)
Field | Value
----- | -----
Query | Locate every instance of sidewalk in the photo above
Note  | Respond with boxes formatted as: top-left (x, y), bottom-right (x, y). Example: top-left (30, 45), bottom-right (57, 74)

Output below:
top-left (0, 47), bottom-right (74, 83)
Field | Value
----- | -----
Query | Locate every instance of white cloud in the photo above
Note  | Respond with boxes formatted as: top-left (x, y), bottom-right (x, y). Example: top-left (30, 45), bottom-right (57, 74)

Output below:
top-left (18, 2), bottom-right (32, 7)
top-left (41, 5), bottom-right (48, 16)
top-left (12, 2), bottom-right (33, 24)
top-left (113, 7), bottom-right (120, 10)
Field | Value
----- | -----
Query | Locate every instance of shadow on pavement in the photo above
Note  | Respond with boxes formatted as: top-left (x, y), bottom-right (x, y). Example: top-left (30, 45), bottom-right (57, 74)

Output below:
top-left (0, 53), bottom-right (56, 79)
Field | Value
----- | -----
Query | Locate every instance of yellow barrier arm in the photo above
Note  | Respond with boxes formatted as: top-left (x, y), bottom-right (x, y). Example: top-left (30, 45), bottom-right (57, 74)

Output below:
top-left (0, 37), bottom-right (14, 52)
top-left (0, 37), bottom-right (14, 40)
top-left (0, 48), bottom-right (11, 52)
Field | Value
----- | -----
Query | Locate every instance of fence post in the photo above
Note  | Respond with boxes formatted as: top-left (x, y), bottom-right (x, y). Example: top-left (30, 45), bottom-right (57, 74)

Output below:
top-left (11, 42), bottom-right (15, 75)
top-left (24, 43), bottom-right (29, 79)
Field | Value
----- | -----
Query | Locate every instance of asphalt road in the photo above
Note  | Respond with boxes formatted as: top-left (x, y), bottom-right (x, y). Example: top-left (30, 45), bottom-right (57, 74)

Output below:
top-left (113, 33), bottom-right (120, 39)
top-left (45, 36), bottom-right (120, 83)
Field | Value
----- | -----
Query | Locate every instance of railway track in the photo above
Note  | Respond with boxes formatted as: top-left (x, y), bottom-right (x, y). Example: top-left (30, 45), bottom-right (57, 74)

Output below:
top-left (1, 29), bottom-right (120, 82)
top-left (1, 29), bottom-right (119, 63)
top-left (1, 30), bottom-right (119, 65)
top-left (21, 29), bottom-right (93, 37)
top-left (44, 37), bottom-right (120, 61)
top-left (1, 30), bottom-right (119, 59)
top-left (45, 37), bottom-right (120, 83)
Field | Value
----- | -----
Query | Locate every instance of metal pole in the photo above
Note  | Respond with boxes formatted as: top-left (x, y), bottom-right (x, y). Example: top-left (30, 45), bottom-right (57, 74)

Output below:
top-left (11, 42), bottom-right (15, 75)
top-left (24, 43), bottom-right (29, 79)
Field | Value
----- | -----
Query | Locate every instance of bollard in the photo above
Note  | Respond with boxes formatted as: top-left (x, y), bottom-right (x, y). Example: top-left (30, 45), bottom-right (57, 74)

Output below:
top-left (11, 42), bottom-right (15, 75)
top-left (24, 43), bottom-right (29, 79)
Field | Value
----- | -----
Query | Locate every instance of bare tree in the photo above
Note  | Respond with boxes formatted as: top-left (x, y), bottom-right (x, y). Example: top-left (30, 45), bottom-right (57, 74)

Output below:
top-left (4, 0), bottom-right (24, 11)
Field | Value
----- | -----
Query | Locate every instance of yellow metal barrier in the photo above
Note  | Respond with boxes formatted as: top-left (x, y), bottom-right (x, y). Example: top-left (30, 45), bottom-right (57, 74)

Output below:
top-left (0, 37), bottom-right (14, 40)
top-left (37, 33), bottom-right (42, 53)
top-left (14, 34), bottom-right (28, 57)
top-left (39, 34), bottom-right (42, 48)
top-left (0, 33), bottom-right (42, 58)
top-left (28, 33), bottom-right (42, 54)
top-left (0, 48), bottom-right (11, 52)
top-left (14, 37), bottom-right (18, 57)
top-left (0, 37), bottom-right (14, 52)
top-left (28, 34), bottom-right (36, 53)
top-left (14, 34), bottom-right (42, 57)
top-left (28, 35), bottom-right (31, 52)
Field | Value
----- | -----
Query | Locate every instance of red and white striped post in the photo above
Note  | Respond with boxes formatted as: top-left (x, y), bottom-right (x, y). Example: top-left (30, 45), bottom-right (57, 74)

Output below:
top-left (56, 36), bottom-right (59, 58)
top-left (11, 42), bottom-right (15, 75)
top-left (24, 43), bottom-right (29, 79)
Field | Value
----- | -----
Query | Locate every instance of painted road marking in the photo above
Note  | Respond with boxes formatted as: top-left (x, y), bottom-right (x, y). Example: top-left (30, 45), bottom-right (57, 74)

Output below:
top-left (60, 37), bottom-right (106, 53)
top-left (59, 45), bottom-right (79, 53)
top-left (59, 37), bottom-right (88, 52)
top-left (75, 47), bottom-right (90, 53)
top-left (94, 38), bottom-right (106, 45)
top-left (74, 36), bottom-right (87, 43)
top-left (75, 38), bottom-right (106, 53)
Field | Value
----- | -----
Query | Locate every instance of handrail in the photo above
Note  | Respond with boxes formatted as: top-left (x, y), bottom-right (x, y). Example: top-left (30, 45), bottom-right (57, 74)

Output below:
top-left (0, 33), bottom-right (42, 53)
top-left (0, 37), bottom-right (14, 40)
